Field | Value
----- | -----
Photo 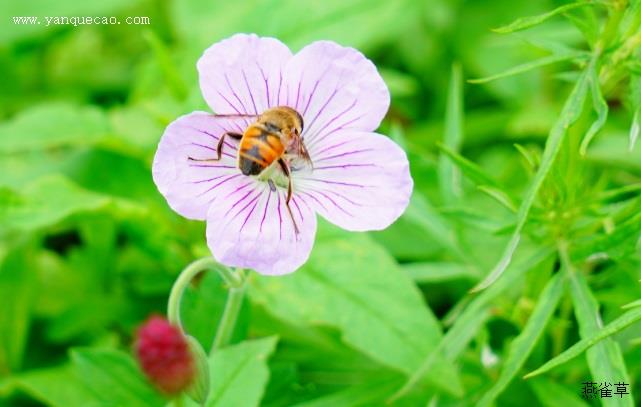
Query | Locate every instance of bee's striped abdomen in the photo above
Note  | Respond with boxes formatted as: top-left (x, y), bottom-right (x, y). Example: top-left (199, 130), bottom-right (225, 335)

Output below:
top-left (238, 124), bottom-right (284, 176)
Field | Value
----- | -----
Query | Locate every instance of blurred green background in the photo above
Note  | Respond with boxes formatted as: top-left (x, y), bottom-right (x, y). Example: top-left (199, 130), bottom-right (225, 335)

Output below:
top-left (1, 0), bottom-right (641, 406)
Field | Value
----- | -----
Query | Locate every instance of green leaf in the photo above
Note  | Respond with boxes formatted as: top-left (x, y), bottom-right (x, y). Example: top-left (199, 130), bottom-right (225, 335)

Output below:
top-left (629, 72), bottom-right (641, 150)
top-left (250, 229), bottom-right (462, 396)
top-left (563, 251), bottom-right (634, 407)
top-left (477, 185), bottom-right (518, 213)
top-left (438, 63), bottom-right (464, 204)
top-left (403, 194), bottom-right (467, 261)
top-left (437, 143), bottom-right (501, 188)
top-left (391, 247), bottom-right (554, 401)
top-left (530, 377), bottom-right (591, 407)
top-left (0, 247), bottom-right (34, 374)
top-left (630, 106), bottom-right (641, 150)
top-left (579, 61), bottom-right (608, 155)
top-left (5, 365), bottom-right (97, 407)
top-left (70, 348), bottom-right (165, 407)
top-left (477, 273), bottom-right (565, 407)
top-left (472, 65), bottom-right (590, 292)
top-left (0, 175), bottom-right (109, 232)
top-left (0, 103), bottom-right (110, 153)
top-left (525, 304), bottom-right (641, 379)
top-left (206, 337), bottom-right (278, 407)
top-left (403, 262), bottom-right (479, 283)
top-left (492, 1), bottom-right (602, 34)
top-left (292, 378), bottom-right (402, 407)
top-left (469, 52), bottom-right (587, 84)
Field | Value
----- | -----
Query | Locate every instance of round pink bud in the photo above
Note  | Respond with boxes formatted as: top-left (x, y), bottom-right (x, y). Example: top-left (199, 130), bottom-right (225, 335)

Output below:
top-left (134, 315), bottom-right (195, 395)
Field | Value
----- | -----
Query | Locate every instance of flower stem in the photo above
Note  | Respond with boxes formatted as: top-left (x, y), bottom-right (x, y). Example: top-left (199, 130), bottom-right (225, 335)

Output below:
top-left (167, 258), bottom-right (244, 332)
top-left (210, 268), bottom-right (246, 353)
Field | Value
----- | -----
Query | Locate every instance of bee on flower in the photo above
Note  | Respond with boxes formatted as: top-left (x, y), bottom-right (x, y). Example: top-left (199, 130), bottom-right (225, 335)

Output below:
top-left (152, 33), bottom-right (413, 275)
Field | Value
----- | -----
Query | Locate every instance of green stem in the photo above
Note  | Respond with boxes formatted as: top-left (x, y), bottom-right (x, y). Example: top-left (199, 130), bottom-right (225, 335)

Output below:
top-left (167, 258), bottom-right (244, 331)
top-left (211, 268), bottom-right (246, 353)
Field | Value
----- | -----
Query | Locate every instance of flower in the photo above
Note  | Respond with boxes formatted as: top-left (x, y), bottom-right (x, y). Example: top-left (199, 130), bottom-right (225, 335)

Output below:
top-left (134, 316), bottom-right (195, 395)
top-left (153, 33), bottom-right (413, 275)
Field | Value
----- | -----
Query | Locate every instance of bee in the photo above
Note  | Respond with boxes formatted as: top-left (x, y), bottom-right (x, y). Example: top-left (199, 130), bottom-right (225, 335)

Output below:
top-left (189, 106), bottom-right (312, 234)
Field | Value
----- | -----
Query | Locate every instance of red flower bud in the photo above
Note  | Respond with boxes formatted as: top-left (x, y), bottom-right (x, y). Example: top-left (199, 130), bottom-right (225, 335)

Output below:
top-left (134, 315), bottom-right (195, 395)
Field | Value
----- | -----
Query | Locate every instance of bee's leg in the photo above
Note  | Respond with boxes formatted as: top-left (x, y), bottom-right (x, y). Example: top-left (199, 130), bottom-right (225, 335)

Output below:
top-left (188, 132), bottom-right (242, 162)
top-left (278, 158), bottom-right (300, 235)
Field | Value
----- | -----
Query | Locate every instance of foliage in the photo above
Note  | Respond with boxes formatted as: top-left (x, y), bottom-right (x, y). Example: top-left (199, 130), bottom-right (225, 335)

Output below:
top-left (1, 0), bottom-right (641, 406)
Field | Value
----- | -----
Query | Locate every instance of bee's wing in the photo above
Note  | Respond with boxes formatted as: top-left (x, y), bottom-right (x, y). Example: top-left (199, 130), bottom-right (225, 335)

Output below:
top-left (291, 133), bottom-right (313, 169)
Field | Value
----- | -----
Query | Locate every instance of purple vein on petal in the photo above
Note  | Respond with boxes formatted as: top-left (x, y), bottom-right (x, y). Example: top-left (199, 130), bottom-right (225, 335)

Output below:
top-left (259, 187), bottom-right (272, 232)
top-left (241, 69), bottom-right (258, 115)
top-left (298, 178), bottom-right (370, 188)
top-left (301, 65), bottom-right (332, 116)
top-left (298, 190), bottom-right (328, 212)
top-left (295, 72), bottom-right (303, 108)
top-left (313, 163), bottom-right (378, 171)
top-left (191, 173), bottom-right (229, 184)
top-left (306, 98), bottom-right (356, 143)
top-left (315, 187), bottom-right (363, 207)
top-left (189, 142), bottom-right (235, 159)
top-left (238, 193), bottom-right (262, 233)
top-left (190, 128), bottom-right (236, 150)
top-left (224, 188), bottom-right (257, 218)
top-left (314, 140), bottom-right (352, 157)
top-left (277, 72), bottom-right (283, 106)
top-left (197, 173), bottom-right (242, 198)
top-left (189, 164), bottom-right (236, 169)
top-left (276, 191), bottom-right (283, 240)
top-left (302, 79), bottom-right (321, 116)
top-left (215, 88), bottom-right (242, 114)
top-left (224, 73), bottom-right (250, 114)
top-left (304, 87), bottom-right (338, 135)
top-left (291, 196), bottom-right (304, 223)
top-left (314, 148), bottom-right (375, 163)
top-left (309, 189), bottom-right (354, 217)
top-left (308, 113), bottom-right (365, 151)
top-left (256, 62), bottom-right (270, 107)
top-left (294, 193), bottom-right (314, 213)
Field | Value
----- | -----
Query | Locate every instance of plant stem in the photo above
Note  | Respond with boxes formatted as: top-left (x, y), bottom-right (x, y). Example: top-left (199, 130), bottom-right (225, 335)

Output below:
top-left (210, 268), bottom-right (246, 353)
top-left (168, 257), bottom-right (218, 330)
top-left (167, 258), bottom-right (244, 331)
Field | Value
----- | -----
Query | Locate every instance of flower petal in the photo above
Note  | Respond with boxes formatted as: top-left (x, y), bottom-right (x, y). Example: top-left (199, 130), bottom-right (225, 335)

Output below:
top-left (281, 41), bottom-right (390, 153)
top-left (198, 33), bottom-right (292, 116)
top-left (152, 112), bottom-right (248, 220)
top-left (206, 179), bottom-right (317, 275)
top-left (294, 130), bottom-right (412, 231)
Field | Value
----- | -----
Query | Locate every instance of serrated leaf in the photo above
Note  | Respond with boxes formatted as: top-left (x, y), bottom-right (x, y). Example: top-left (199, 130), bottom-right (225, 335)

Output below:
top-left (438, 63), bottom-right (464, 204)
top-left (525, 302), bottom-right (641, 379)
top-left (472, 65), bottom-right (590, 292)
top-left (70, 348), bottom-right (165, 407)
top-left (469, 52), bottom-right (587, 84)
top-left (250, 230), bottom-right (462, 396)
top-left (206, 337), bottom-right (278, 407)
top-left (493, 1), bottom-right (602, 34)
top-left (477, 273), bottom-right (565, 407)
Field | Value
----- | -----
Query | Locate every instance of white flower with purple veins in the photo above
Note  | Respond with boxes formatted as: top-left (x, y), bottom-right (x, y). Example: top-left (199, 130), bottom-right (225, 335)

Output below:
top-left (153, 34), bottom-right (413, 275)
